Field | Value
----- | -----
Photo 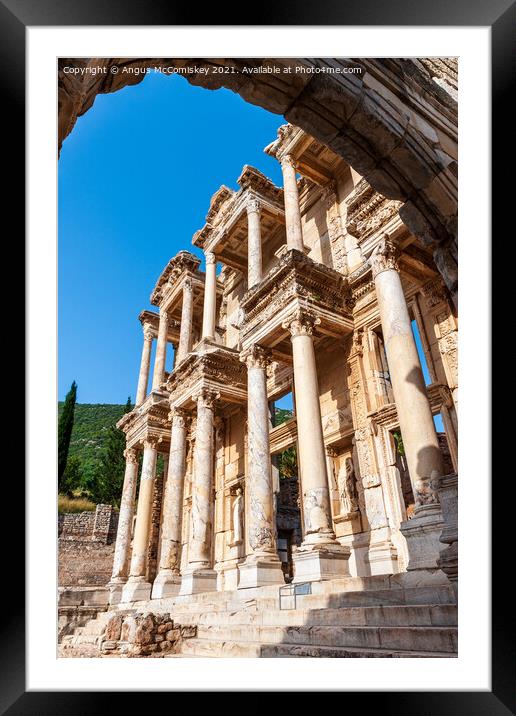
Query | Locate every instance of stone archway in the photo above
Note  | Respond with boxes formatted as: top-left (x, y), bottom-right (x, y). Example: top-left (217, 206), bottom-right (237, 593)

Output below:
top-left (58, 57), bottom-right (458, 303)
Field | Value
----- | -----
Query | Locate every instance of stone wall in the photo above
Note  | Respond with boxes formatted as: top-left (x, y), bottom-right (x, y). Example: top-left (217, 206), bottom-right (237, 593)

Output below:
top-left (58, 504), bottom-right (118, 543)
top-left (58, 504), bottom-right (119, 586)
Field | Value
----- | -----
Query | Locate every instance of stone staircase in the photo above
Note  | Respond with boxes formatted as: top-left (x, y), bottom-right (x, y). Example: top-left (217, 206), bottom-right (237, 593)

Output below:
top-left (59, 572), bottom-right (458, 658)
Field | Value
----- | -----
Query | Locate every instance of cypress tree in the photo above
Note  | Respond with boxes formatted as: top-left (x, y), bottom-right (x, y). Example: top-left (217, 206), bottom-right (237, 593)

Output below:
top-left (58, 380), bottom-right (77, 490)
top-left (91, 396), bottom-right (133, 506)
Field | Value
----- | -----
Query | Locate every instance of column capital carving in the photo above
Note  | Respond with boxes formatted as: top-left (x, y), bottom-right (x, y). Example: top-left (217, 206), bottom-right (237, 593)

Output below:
top-left (142, 324), bottom-right (154, 341)
top-left (205, 251), bottom-right (216, 265)
top-left (169, 406), bottom-right (190, 428)
top-left (282, 309), bottom-right (321, 338)
top-left (124, 447), bottom-right (139, 464)
top-left (326, 445), bottom-right (339, 458)
top-left (239, 344), bottom-right (271, 370)
top-left (142, 435), bottom-right (160, 450)
top-left (194, 388), bottom-right (220, 410)
top-left (369, 235), bottom-right (399, 279)
top-left (246, 196), bottom-right (262, 216)
top-left (182, 276), bottom-right (194, 293)
top-left (280, 153), bottom-right (297, 171)
top-left (159, 308), bottom-right (169, 325)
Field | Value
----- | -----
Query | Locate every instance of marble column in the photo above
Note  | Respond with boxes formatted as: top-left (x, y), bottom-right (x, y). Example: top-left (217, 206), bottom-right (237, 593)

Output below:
top-left (370, 236), bottom-right (444, 570)
top-left (176, 278), bottom-right (194, 364)
top-left (152, 309), bottom-right (169, 391)
top-left (135, 325), bottom-right (153, 406)
top-left (121, 437), bottom-right (159, 602)
top-left (246, 197), bottom-right (263, 288)
top-left (152, 409), bottom-right (189, 598)
top-left (280, 154), bottom-right (304, 252)
top-left (201, 251), bottom-right (217, 340)
top-left (180, 389), bottom-right (218, 594)
top-left (238, 345), bottom-right (284, 588)
top-left (283, 310), bottom-right (350, 581)
top-left (108, 447), bottom-right (139, 604)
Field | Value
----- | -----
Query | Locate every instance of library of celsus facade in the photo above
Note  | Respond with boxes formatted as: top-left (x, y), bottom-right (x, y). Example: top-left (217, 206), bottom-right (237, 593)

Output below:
top-left (109, 122), bottom-right (458, 606)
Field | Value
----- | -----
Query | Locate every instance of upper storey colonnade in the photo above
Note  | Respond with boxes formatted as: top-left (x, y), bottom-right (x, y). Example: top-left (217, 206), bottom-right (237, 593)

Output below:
top-left (109, 123), bottom-right (458, 603)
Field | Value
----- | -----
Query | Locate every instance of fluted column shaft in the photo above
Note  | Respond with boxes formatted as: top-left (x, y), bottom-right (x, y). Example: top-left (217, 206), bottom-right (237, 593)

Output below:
top-left (202, 252), bottom-right (217, 340)
top-left (246, 198), bottom-right (263, 288)
top-left (176, 279), bottom-right (194, 364)
top-left (188, 390), bottom-right (218, 568)
top-left (110, 447), bottom-right (139, 583)
top-left (240, 346), bottom-right (276, 558)
top-left (128, 439), bottom-right (158, 578)
top-left (135, 326), bottom-right (153, 406)
top-left (283, 310), bottom-right (335, 546)
top-left (157, 409), bottom-right (188, 575)
top-left (152, 309), bottom-right (169, 390)
top-left (370, 237), bottom-right (442, 512)
top-left (280, 154), bottom-right (304, 252)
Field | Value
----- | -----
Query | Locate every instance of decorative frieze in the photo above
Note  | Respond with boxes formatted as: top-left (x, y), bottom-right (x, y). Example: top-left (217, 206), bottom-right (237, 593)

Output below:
top-left (346, 179), bottom-right (402, 243)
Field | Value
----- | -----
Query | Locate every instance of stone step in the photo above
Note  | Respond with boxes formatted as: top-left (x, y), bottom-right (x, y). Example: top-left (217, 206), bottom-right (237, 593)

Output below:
top-left (194, 623), bottom-right (457, 653)
top-left (168, 604), bottom-right (456, 629)
top-left (180, 638), bottom-right (455, 659)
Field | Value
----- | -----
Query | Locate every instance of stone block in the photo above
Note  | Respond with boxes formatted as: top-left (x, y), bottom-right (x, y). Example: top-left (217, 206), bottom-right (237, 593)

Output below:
top-left (293, 545), bottom-right (351, 583)
top-left (238, 558), bottom-right (285, 589)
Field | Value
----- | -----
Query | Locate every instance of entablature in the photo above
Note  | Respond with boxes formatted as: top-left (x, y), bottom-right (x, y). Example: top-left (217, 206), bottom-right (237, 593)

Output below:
top-left (240, 248), bottom-right (353, 353)
top-left (166, 341), bottom-right (247, 411)
top-left (117, 391), bottom-right (172, 451)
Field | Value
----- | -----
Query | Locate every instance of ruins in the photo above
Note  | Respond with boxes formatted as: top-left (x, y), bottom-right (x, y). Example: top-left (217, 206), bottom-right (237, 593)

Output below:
top-left (59, 58), bottom-right (458, 658)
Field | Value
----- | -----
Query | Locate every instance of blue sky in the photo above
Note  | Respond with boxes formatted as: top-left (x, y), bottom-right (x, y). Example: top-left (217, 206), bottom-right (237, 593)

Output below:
top-left (58, 72), bottom-right (284, 404)
top-left (58, 72), bottom-right (443, 429)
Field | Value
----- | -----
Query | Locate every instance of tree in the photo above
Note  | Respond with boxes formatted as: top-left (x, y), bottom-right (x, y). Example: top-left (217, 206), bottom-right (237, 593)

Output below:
top-left (90, 397), bottom-right (133, 506)
top-left (58, 380), bottom-right (77, 490)
top-left (60, 455), bottom-right (82, 497)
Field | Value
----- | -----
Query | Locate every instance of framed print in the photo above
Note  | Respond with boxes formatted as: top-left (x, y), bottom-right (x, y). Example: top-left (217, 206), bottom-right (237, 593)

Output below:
top-left (5, 0), bottom-right (507, 709)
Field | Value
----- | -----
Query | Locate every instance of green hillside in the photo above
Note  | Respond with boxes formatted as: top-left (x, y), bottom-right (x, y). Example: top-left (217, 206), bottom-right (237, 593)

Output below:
top-left (58, 403), bottom-right (129, 486)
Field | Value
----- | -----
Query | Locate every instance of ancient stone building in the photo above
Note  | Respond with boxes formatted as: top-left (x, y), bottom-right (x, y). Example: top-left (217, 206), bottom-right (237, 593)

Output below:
top-left (104, 121), bottom-right (458, 611)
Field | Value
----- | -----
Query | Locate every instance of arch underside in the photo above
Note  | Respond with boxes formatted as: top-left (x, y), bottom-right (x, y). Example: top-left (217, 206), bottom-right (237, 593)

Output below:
top-left (58, 58), bottom-right (458, 303)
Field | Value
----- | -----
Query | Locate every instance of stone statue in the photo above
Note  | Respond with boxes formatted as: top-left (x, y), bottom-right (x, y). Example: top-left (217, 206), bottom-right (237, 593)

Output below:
top-left (231, 487), bottom-right (244, 545)
top-left (337, 456), bottom-right (359, 515)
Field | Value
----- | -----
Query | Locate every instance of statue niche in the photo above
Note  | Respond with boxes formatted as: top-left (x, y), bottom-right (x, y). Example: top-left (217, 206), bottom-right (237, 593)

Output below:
top-left (337, 456), bottom-right (359, 516)
top-left (227, 486), bottom-right (244, 548)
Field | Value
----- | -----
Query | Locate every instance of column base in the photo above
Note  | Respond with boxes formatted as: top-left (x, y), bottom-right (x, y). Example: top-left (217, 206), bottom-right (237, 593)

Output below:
top-left (120, 577), bottom-right (152, 603)
top-left (400, 505), bottom-right (444, 572)
top-left (179, 569), bottom-right (217, 596)
top-left (150, 571), bottom-right (182, 599)
top-left (238, 557), bottom-right (285, 589)
top-left (107, 579), bottom-right (126, 605)
top-left (292, 543), bottom-right (351, 583)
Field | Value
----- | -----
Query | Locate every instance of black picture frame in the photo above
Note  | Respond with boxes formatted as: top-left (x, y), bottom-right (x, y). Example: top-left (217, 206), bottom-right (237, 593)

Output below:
top-left (7, 0), bottom-right (506, 710)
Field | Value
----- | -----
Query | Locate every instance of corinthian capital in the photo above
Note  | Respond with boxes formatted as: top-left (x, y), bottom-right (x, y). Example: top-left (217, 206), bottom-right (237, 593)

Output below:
top-left (205, 251), bottom-right (216, 265)
top-left (194, 388), bottom-right (220, 410)
top-left (170, 406), bottom-right (189, 429)
top-left (143, 324), bottom-right (154, 341)
top-left (369, 235), bottom-right (399, 279)
top-left (240, 344), bottom-right (271, 370)
top-left (182, 277), bottom-right (193, 294)
top-left (280, 154), bottom-right (297, 171)
top-left (246, 196), bottom-right (261, 216)
top-left (124, 447), bottom-right (139, 464)
top-left (282, 309), bottom-right (321, 338)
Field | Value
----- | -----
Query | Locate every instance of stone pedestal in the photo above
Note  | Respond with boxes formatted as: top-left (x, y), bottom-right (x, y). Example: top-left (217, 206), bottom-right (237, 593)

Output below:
top-left (238, 557), bottom-right (285, 589)
top-left (179, 569), bottom-right (217, 595)
top-left (151, 571), bottom-right (182, 599)
top-left (292, 544), bottom-right (351, 583)
top-left (121, 576), bottom-right (152, 603)
top-left (400, 506), bottom-right (444, 571)
top-left (436, 473), bottom-right (458, 594)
